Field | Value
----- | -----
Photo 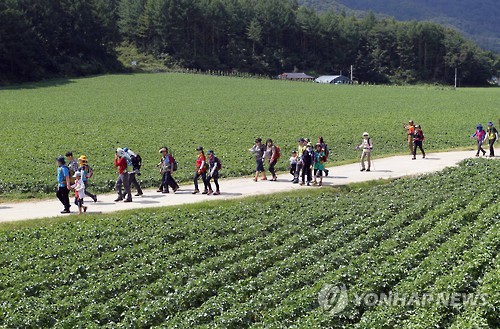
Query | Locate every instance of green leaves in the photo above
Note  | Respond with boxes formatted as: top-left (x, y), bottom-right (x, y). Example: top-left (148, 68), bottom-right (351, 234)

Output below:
top-left (0, 159), bottom-right (498, 327)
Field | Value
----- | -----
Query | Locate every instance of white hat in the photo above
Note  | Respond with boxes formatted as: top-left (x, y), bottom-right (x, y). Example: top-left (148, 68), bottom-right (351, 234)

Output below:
top-left (73, 172), bottom-right (82, 178)
top-left (363, 132), bottom-right (369, 137)
top-left (116, 148), bottom-right (125, 157)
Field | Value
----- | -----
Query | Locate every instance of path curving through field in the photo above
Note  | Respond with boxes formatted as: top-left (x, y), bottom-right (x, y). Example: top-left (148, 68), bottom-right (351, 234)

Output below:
top-left (0, 151), bottom-right (496, 223)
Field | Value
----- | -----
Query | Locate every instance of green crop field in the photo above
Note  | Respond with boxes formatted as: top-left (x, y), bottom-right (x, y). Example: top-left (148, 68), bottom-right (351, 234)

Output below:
top-left (0, 73), bottom-right (498, 199)
top-left (0, 158), bottom-right (498, 327)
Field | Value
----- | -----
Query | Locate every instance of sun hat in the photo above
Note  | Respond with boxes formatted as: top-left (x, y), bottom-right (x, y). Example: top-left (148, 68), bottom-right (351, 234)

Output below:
top-left (159, 147), bottom-right (167, 153)
top-left (363, 132), bottom-right (369, 137)
top-left (488, 121), bottom-right (493, 126)
top-left (73, 171), bottom-right (82, 178)
top-left (116, 148), bottom-right (125, 157)
top-left (415, 125), bottom-right (421, 128)
top-left (409, 120), bottom-right (414, 124)
top-left (78, 155), bottom-right (87, 161)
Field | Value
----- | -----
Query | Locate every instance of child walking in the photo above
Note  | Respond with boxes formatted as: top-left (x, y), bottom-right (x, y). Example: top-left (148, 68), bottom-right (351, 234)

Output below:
top-left (71, 171), bottom-right (87, 214)
top-left (356, 132), bottom-right (373, 171)
top-left (313, 143), bottom-right (326, 186)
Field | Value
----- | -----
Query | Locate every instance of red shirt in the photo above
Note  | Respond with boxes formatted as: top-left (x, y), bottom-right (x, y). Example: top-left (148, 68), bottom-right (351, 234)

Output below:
top-left (196, 154), bottom-right (207, 173)
top-left (114, 157), bottom-right (128, 174)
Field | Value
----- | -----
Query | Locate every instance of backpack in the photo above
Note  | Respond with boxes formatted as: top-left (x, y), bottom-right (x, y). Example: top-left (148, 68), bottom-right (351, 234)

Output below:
top-left (215, 157), bottom-right (222, 171)
top-left (274, 145), bottom-right (281, 160)
top-left (324, 144), bottom-right (330, 159)
top-left (170, 154), bottom-right (178, 172)
top-left (131, 154), bottom-right (142, 171)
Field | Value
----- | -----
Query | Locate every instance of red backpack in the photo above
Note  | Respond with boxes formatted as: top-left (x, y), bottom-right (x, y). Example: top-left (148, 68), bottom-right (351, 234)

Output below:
top-left (274, 145), bottom-right (281, 160)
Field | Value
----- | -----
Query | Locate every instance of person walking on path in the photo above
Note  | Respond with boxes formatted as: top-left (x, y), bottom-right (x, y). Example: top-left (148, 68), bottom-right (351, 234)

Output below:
top-left (289, 151), bottom-right (298, 180)
top-left (300, 143), bottom-right (314, 186)
top-left (293, 138), bottom-right (306, 184)
top-left (65, 152), bottom-right (78, 184)
top-left (193, 147), bottom-right (210, 194)
top-left (249, 138), bottom-right (267, 182)
top-left (403, 120), bottom-right (415, 155)
top-left (123, 147), bottom-right (143, 197)
top-left (78, 155), bottom-right (97, 202)
top-left (158, 147), bottom-right (179, 194)
top-left (70, 171), bottom-right (87, 214)
top-left (356, 132), bottom-right (373, 171)
top-left (470, 124), bottom-right (487, 157)
top-left (313, 143), bottom-right (326, 186)
top-left (412, 125), bottom-right (426, 160)
top-left (318, 137), bottom-right (330, 176)
top-left (207, 150), bottom-right (221, 195)
top-left (114, 148), bottom-right (132, 202)
top-left (56, 156), bottom-right (71, 214)
top-left (266, 139), bottom-right (278, 181)
top-left (486, 121), bottom-right (498, 157)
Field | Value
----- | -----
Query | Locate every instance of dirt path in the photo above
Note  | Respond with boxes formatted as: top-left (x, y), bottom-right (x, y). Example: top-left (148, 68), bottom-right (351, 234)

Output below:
top-left (0, 151), bottom-right (491, 223)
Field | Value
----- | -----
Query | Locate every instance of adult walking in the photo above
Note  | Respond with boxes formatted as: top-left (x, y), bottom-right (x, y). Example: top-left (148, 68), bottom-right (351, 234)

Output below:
top-left (207, 150), bottom-right (221, 195)
top-left (356, 132), bottom-right (373, 171)
top-left (293, 138), bottom-right (306, 184)
top-left (470, 124), bottom-right (486, 157)
top-left (123, 147), bottom-right (143, 197)
top-left (313, 143), bottom-right (326, 186)
top-left (114, 148), bottom-right (132, 202)
top-left (157, 147), bottom-right (179, 193)
top-left (318, 137), bottom-right (330, 176)
top-left (266, 139), bottom-right (278, 181)
top-left (300, 143), bottom-right (313, 186)
top-left (412, 125), bottom-right (426, 160)
top-left (78, 155), bottom-right (97, 202)
top-left (486, 121), bottom-right (498, 157)
top-left (56, 156), bottom-right (71, 214)
top-left (193, 147), bottom-right (210, 194)
top-left (403, 120), bottom-right (415, 155)
top-left (249, 138), bottom-right (267, 182)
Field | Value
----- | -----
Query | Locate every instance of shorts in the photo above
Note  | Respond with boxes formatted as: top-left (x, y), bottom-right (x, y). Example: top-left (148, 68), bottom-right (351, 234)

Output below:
top-left (314, 169), bottom-right (323, 177)
top-left (256, 159), bottom-right (264, 172)
top-left (74, 197), bottom-right (84, 207)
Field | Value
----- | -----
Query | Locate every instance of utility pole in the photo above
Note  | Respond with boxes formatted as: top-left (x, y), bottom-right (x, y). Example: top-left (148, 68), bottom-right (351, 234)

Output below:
top-left (350, 65), bottom-right (353, 81)
top-left (454, 67), bottom-right (458, 89)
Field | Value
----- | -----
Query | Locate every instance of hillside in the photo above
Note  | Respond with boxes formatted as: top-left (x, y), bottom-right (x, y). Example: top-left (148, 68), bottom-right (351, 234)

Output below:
top-left (298, 0), bottom-right (500, 53)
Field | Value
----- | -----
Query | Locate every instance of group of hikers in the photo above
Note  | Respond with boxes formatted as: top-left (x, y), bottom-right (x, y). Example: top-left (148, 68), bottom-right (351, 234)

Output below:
top-left (54, 120), bottom-right (498, 214)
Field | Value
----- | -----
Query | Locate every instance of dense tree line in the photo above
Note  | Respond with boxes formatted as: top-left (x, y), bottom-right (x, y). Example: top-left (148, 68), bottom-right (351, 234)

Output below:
top-left (1, 0), bottom-right (498, 85)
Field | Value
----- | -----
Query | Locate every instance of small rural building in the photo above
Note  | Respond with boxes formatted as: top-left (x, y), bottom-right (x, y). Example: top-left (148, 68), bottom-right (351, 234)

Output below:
top-left (279, 72), bottom-right (315, 81)
top-left (315, 75), bottom-right (352, 84)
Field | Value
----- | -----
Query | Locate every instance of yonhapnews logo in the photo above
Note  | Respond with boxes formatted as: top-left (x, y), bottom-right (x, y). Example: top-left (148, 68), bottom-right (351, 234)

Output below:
top-left (318, 283), bottom-right (487, 316)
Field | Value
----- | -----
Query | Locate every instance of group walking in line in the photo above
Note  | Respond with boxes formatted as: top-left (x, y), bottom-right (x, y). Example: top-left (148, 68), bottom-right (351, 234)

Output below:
top-left (471, 121), bottom-right (498, 157)
top-left (54, 119), bottom-right (497, 214)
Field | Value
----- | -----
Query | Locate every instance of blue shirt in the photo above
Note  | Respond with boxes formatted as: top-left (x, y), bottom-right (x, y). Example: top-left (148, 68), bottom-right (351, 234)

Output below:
top-left (57, 166), bottom-right (69, 187)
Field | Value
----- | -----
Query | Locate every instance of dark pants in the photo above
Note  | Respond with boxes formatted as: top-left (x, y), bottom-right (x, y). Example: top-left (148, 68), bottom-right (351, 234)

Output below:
top-left (269, 160), bottom-right (277, 177)
top-left (301, 164), bottom-right (312, 183)
top-left (161, 171), bottom-right (179, 192)
top-left (289, 164), bottom-right (296, 176)
top-left (82, 181), bottom-right (96, 200)
top-left (489, 139), bottom-right (495, 156)
top-left (56, 186), bottom-right (70, 211)
top-left (294, 162), bottom-right (303, 182)
top-left (194, 171), bottom-right (208, 191)
top-left (207, 172), bottom-right (220, 192)
top-left (413, 141), bottom-right (425, 157)
top-left (128, 173), bottom-right (143, 195)
top-left (476, 141), bottom-right (486, 155)
top-left (116, 173), bottom-right (132, 201)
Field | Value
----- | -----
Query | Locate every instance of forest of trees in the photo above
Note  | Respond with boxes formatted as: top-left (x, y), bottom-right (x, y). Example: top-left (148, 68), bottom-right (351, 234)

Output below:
top-left (1, 0), bottom-right (498, 85)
